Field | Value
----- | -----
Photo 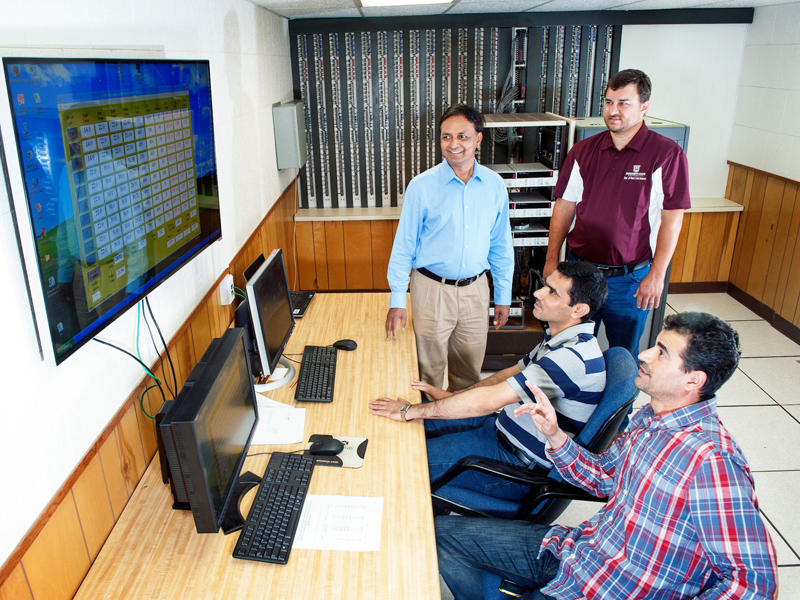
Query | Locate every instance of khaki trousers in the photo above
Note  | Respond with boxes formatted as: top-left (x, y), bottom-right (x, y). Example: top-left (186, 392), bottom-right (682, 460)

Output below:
top-left (410, 269), bottom-right (489, 392)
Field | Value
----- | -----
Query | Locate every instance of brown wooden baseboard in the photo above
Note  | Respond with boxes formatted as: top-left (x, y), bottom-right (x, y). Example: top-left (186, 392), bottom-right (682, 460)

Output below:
top-left (727, 284), bottom-right (775, 321)
top-left (668, 281), bottom-right (730, 294)
top-left (728, 284), bottom-right (800, 345)
top-left (774, 314), bottom-right (800, 346)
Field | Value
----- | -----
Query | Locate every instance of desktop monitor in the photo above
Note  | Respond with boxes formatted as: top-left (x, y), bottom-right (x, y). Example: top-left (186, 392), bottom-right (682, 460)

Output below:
top-left (157, 327), bottom-right (258, 534)
top-left (2, 58), bottom-right (222, 365)
top-left (243, 253), bottom-right (266, 282)
top-left (245, 249), bottom-right (295, 381)
top-left (233, 254), bottom-right (266, 377)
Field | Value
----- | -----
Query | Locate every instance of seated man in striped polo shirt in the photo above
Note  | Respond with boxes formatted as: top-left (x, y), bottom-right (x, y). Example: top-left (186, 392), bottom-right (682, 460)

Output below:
top-left (369, 261), bottom-right (607, 514)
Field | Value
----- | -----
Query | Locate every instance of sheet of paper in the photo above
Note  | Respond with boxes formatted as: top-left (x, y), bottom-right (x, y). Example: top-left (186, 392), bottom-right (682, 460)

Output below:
top-left (256, 395), bottom-right (292, 409)
top-left (250, 407), bottom-right (305, 445)
top-left (293, 495), bottom-right (383, 551)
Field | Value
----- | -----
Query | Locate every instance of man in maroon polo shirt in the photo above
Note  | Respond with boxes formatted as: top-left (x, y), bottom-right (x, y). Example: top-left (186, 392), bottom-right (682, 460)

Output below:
top-left (544, 69), bottom-right (690, 361)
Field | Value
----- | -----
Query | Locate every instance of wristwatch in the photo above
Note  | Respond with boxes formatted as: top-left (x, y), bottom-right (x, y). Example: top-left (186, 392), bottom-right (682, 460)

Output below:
top-left (400, 403), bottom-right (414, 422)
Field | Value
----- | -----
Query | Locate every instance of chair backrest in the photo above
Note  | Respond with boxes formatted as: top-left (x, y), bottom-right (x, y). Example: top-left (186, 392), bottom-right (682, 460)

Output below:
top-left (526, 346), bottom-right (639, 521)
top-left (574, 347), bottom-right (639, 451)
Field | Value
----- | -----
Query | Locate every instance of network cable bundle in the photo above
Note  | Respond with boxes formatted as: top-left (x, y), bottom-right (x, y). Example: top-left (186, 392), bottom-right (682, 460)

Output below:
top-left (290, 22), bottom-right (617, 209)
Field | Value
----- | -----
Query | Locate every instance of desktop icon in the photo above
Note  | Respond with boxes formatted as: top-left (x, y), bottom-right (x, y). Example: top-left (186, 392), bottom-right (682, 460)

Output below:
top-left (17, 94), bottom-right (24, 106)
top-left (12, 65), bottom-right (20, 77)
top-left (33, 93), bottom-right (41, 104)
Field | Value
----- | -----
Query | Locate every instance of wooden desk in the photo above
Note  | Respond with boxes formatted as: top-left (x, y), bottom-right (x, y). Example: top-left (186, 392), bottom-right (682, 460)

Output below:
top-left (75, 293), bottom-right (441, 600)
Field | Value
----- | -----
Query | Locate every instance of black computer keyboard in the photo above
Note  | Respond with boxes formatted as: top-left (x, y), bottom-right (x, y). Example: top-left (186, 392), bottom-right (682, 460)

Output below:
top-left (294, 345), bottom-right (337, 402)
top-left (233, 452), bottom-right (316, 565)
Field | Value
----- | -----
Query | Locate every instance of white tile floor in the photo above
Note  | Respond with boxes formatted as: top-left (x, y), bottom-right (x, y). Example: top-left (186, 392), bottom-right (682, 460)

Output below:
top-left (440, 293), bottom-right (800, 599)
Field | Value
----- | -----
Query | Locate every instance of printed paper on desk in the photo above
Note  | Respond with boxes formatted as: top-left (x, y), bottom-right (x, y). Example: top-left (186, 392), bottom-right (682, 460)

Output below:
top-left (293, 495), bottom-right (383, 552)
top-left (256, 395), bottom-right (292, 409)
top-left (251, 406), bottom-right (305, 445)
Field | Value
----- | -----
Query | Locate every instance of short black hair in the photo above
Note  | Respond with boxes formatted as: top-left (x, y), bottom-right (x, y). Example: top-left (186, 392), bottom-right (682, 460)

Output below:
top-left (606, 69), bottom-right (652, 103)
top-left (556, 261), bottom-right (608, 323)
top-left (663, 312), bottom-right (741, 402)
top-left (439, 104), bottom-right (484, 135)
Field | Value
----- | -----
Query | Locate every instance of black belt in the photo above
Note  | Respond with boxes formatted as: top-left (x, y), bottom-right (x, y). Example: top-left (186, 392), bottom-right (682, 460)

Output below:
top-left (496, 429), bottom-right (533, 467)
top-left (417, 267), bottom-right (487, 287)
top-left (570, 253), bottom-right (650, 279)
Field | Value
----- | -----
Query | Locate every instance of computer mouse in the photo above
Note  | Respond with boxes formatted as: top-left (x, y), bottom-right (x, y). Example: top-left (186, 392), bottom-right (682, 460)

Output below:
top-left (332, 339), bottom-right (357, 351)
top-left (309, 438), bottom-right (344, 456)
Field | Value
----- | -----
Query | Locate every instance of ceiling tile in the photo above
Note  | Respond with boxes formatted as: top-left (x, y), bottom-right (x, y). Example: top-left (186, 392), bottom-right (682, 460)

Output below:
top-left (362, 4), bottom-right (453, 16)
top-left (278, 7), bottom-right (362, 17)
top-left (447, 0), bottom-right (545, 14)
top-left (525, 0), bottom-right (640, 10)
top-left (251, 0), bottom-right (355, 8)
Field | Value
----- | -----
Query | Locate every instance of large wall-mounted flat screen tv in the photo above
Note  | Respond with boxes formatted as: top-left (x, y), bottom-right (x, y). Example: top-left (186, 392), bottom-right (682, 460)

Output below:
top-left (2, 58), bottom-right (221, 365)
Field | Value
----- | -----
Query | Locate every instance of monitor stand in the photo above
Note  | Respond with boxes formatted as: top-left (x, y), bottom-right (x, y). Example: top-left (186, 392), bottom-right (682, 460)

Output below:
top-left (253, 356), bottom-right (296, 393)
top-left (220, 471), bottom-right (261, 535)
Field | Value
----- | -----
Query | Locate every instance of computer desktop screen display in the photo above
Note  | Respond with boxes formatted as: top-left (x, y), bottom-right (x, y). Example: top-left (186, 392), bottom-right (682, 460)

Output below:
top-left (245, 249), bottom-right (294, 378)
top-left (2, 58), bottom-right (221, 364)
top-left (162, 328), bottom-right (258, 533)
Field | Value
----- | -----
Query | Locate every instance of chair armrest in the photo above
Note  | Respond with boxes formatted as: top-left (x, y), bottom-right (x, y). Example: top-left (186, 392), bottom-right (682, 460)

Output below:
top-left (430, 456), bottom-right (610, 521)
top-left (430, 456), bottom-right (555, 492)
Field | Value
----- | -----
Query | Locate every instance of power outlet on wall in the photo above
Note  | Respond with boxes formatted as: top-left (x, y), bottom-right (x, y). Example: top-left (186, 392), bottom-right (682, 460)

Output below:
top-left (219, 274), bottom-right (235, 306)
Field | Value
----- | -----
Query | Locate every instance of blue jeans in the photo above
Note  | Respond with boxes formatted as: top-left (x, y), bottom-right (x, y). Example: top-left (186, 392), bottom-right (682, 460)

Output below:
top-left (593, 263), bottom-right (651, 360)
top-left (598, 266), bottom-right (651, 430)
top-left (435, 515), bottom-right (560, 600)
top-left (425, 416), bottom-right (542, 517)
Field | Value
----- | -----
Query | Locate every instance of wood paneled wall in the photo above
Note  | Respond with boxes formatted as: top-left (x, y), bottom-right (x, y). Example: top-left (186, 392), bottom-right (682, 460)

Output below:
top-left (296, 220), bottom-right (398, 290)
top-left (0, 179), bottom-right (299, 600)
top-left (725, 162), bottom-right (800, 329)
top-left (668, 211), bottom-right (740, 285)
top-left (295, 212), bottom-right (740, 292)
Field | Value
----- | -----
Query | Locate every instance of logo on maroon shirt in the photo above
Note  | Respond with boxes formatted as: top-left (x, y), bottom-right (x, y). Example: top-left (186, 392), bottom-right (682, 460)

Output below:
top-left (624, 164), bottom-right (646, 181)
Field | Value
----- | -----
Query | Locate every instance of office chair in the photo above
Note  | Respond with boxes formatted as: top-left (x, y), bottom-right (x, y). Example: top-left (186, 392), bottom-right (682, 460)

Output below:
top-left (430, 346), bottom-right (639, 523)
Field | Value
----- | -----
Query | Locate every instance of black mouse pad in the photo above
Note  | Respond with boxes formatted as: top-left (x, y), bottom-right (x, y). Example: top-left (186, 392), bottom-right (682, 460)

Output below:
top-left (305, 434), bottom-right (368, 468)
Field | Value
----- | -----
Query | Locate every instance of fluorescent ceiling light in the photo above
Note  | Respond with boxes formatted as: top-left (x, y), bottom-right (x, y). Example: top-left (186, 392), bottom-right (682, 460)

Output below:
top-left (362, 0), bottom-right (452, 6)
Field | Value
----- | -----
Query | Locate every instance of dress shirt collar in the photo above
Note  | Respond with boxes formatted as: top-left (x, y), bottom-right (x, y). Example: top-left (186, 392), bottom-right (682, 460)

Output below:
top-left (439, 158), bottom-right (482, 185)
top-left (638, 395), bottom-right (719, 430)
top-left (600, 121), bottom-right (650, 152)
top-left (542, 321), bottom-right (596, 348)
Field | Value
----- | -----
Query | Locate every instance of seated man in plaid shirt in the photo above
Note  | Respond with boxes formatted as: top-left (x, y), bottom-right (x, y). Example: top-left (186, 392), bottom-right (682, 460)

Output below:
top-left (435, 312), bottom-right (778, 600)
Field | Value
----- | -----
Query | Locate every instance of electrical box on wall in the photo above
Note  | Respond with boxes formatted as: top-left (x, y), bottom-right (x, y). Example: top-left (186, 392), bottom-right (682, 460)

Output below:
top-left (272, 100), bottom-right (307, 170)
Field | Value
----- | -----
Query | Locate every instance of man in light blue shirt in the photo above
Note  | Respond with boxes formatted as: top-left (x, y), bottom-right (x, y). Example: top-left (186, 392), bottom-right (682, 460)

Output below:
top-left (385, 104), bottom-right (514, 392)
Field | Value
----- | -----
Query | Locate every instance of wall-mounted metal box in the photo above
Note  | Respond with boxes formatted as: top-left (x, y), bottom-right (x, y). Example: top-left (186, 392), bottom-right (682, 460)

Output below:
top-left (272, 100), bottom-right (307, 170)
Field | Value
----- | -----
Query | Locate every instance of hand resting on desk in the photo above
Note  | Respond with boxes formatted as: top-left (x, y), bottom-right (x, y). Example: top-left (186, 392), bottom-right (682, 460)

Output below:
top-left (410, 380), bottom-right (451, 400)
top-left (369, 397), bottom-right (408, 421)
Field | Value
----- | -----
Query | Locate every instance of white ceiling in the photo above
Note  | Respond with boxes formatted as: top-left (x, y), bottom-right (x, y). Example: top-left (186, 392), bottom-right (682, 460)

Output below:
top-left (251, 0), bottom-right (792, 19)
